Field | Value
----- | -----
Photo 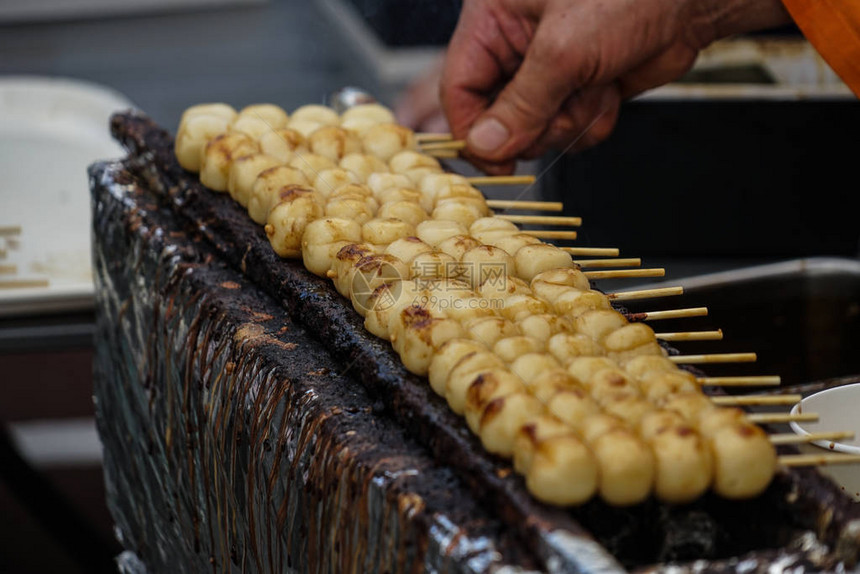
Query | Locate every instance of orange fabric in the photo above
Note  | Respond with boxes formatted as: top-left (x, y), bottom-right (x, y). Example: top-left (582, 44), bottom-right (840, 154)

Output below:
top-left (781, 0), bottom-right (860, 96)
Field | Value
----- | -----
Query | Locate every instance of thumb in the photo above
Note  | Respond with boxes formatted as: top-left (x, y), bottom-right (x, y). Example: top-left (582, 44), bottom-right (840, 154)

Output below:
top-left (466, 35), bottom-right (578, 162)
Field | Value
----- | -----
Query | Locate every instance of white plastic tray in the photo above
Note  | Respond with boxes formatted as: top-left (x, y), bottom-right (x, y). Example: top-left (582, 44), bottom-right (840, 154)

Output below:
top-left (0, 76), bottom-right (133, 317)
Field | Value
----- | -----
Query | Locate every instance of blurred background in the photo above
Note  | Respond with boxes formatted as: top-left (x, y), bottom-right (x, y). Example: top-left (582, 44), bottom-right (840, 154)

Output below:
top-left (0, 0), bottom-right (857, 572)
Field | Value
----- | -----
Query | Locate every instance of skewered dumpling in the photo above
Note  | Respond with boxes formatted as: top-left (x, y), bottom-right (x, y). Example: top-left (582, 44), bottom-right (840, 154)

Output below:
top-left (227, 153), bottom-right (281, 208)
top-left (339, 153), bottom-right (390, 182)
top-left (175, 100), bottom-right (790, 509)
top-left (237, 104), bottom-right (288, 127)
top-left (258, 128), bottom-right (307, 162)
top-left (179, 103), bottom-right (237, 125)
top-left (290, 104), bottom-right (339, 125)
top-left (308, 126), bottom-right (363, 161)
top-left (301, 217), bottom-right (363, 276)
top-left (340, 103), bottom-right (396, 125)
top-left (175, 113), bottom-right (232, 172)
top-left (362, 123), bottom-right (417, 161)
top-left (199, 132), bottom-right (259, 192)
top-left (248, 166), bottom-right (310, 224)
top-left (230, 116), bottom-right (276, 140)
top-left (265, 185), bottom-right (323, 258)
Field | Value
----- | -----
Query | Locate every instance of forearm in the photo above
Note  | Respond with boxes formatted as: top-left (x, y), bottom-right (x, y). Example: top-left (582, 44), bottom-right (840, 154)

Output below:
top-left (686, 0), bottom-right (792, 46)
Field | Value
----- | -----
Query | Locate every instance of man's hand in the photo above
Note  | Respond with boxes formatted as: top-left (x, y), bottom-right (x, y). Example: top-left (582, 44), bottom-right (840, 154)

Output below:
top-left (440, 0), bottom-right (790, 174)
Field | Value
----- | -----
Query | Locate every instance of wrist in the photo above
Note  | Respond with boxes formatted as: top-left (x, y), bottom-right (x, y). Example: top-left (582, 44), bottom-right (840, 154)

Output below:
top-left (685, 0), bottom-right (792, 46)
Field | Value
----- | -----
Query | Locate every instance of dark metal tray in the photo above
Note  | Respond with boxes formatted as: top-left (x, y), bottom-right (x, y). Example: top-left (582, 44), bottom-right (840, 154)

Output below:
top-left (623, 258), bottom-right (860, 388)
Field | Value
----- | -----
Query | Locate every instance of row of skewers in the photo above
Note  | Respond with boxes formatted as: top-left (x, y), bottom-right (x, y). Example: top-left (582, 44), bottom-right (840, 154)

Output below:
top-left (174, 101), bottom-right (860, 507)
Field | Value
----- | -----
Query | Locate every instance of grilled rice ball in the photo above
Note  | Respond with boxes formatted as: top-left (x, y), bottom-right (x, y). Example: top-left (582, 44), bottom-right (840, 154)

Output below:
top-left (514, 244), bottom-right (576, 283)
top-left (308, 125), bottom-right (363, 161)
top-left (199, 132), bottom-right (259, 192)
top-left (179, 103), bottom-right (237, 125)
top-left (230, 116), bottom-right (276, 140)
top-left (366, 173), bottom-right (413, 196)
top-left (524, 431), bottom-right (599, 506)
top-left (175, 113), bottom-right (232, 172)
top-left (464, 316), bottom-right (521, 348)
top-left (330, 243), bottom-right (377, 296)
top-left (377, 201), bottom-right (428, 227)
top-left (460, 245), bottom-right (515, 289)
top-left (391, 306), bottom-right (466, 375)
top-left (589, 427), bottom-right (655, 506)
top-left (312, 168), bottom-right (361, 200)
top-left (648, 424), bottom-right (713, 504)
top-left (339, 153), bottom-right (390, 182)
top-left (264, 186), bottom-right (323, 258)
top-left (478, 392), bottom-right (545, 457)
top-left (288, 152), bottom-right (338, 182)
top-left (258, 128), bottom-right (307, 162)
top-left (516, 313), bottom-right (574, 343)
top-left (349, 254), bottom-right (410, 316)
top-left (492, 336), bottom-right (545, 364)
top-left (301, 217), bottom-right (363, 276)
top-left (340, 103), bottom-right (396, 125)
top-left (290, 104), bottom-right (340, 126)
top-left (248, 165), bottom-right (310, 224)
top-left (428, 339), bottom-right (487, 396)
top-left (416, 220), bottom-right (469, 247)
top-left (363, 280), bottom-right (427, 340)
top-left (227, 153), bottom-right (281, 208)
top-left (237, 103), bottom-right (288, 127)
top-left (445, 351), bottom-right (506, 415)
top-left (709, 422), bottom-right (776, 499)
top-left (464, 368), bottom-right (526, 433)
top-left (362, 123), bottom-right (417, 161)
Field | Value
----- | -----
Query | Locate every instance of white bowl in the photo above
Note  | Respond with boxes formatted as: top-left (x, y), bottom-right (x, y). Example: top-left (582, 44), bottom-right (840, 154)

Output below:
top-left (790, 383), bottom-right (860, 501)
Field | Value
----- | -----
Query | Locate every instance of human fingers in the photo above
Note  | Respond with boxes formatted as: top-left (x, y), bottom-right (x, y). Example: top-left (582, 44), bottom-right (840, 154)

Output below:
top-left (518, 84), bottom-right (623, 159)
top-left (463, 7), bottom-right (595, 162)
top-left (440, 0), bottom-right (535, 141)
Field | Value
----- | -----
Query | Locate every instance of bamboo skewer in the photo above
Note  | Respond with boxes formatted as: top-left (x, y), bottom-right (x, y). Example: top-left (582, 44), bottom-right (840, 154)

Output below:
top-left (426, 150), bottom-right (459, 159)
top-left (0, 278), bottom-right (49, 289)
top-left (419, 140), bottom-right (467, 151)
top-left (467, 175), bottom-right (536, 186)
top-left (562, 247), bottom-right (620, 256)
top-left (415, 133), bottom-right (454, 143)
top-left (574, 258), bottom-right (641, 269)
top-left (629, 307), bottom-right (708, 320)
top-left (585, 268), bottom-right (665, 280)
top-left (486, 199), bottom-right (564, 212)
top-left (0, 225), bottom-right (22, 236)
top-left (770, 431), bottom-right (855, 446)
top-left (522, 230), bottom-right (578, 240)
top-left (712, 394), bottom-right (802, 407)
top-left (749, 412), bottom-right (817, 424)
top-left (669, 352), bottom-right (757, 364)
top-left (656, 330), bottom-right (723, 341)
top-left (698, 376), bottom-right (781, 387)
top-left (609, 287), bottom-right (685, 301)
top-left (779, 453), bottom-right (860, 467)
top-left (496, 214), bottom-right (582, 227)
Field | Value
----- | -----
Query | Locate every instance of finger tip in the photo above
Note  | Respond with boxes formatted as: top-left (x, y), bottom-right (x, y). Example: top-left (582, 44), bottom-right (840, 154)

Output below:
top-left (467, 117), bottom-right (511, 155)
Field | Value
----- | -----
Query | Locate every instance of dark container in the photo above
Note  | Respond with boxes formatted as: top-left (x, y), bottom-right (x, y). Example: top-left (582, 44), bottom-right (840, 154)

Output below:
top-left (542, 95), bottom-right (860, 258)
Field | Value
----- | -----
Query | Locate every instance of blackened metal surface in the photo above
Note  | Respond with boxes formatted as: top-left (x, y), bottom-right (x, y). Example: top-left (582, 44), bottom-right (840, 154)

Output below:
top-left (90, 161), bottom-right (543, 573)
top-left (108, 112), bottom-right (625, 574)
top-left (99, 110), bottom-right (860, 572)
